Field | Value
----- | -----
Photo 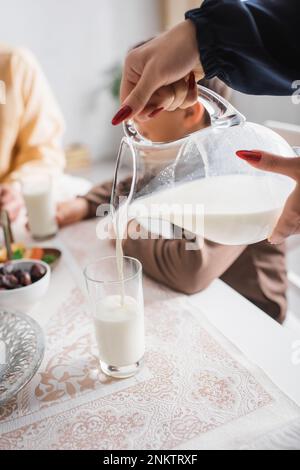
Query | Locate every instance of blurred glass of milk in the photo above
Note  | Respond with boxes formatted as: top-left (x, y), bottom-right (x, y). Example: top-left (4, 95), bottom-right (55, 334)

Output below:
top-left (21, 173), bottom-right (58, 240)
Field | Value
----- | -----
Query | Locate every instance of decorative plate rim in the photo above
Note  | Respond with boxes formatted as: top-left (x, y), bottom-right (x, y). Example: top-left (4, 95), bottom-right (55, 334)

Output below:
top-left (0, 310), bottom-right (45, 406)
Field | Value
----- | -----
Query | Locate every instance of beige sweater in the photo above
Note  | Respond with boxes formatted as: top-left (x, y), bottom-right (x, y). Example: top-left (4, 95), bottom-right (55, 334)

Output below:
top-left (0, 44), bottom-right (65, 183)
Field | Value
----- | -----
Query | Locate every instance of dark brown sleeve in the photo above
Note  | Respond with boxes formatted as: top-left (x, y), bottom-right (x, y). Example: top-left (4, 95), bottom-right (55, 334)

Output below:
top-left (123, 224), bottom-right (247, 295)
top-left (79, 181), bottom-right (113, 218)
top-left (80, 177), bottom-right (134, 219)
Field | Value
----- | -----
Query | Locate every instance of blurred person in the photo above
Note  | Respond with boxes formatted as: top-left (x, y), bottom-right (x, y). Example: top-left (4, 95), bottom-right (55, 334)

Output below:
top-left (57, 80), bottom-right (287, 323)
top-left (0, 44), bottom-right (65, 221)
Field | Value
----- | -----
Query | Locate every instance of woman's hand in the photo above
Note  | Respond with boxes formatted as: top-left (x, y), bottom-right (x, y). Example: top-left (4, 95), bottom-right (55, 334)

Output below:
top-left (112, 20), bottom-right (204, 125)
top-left (56, 198), bottom-right (89, 227)
top-left (0, 184), bottom-right (23, 222)
top-left (236, 150), bottom-right (300, 244)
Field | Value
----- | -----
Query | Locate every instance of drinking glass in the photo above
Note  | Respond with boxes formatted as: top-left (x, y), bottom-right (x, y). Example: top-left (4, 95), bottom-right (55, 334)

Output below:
top-left (21, 173), bottom-right (58, 240)
top-left (84, 256), bottom-right (145, 379)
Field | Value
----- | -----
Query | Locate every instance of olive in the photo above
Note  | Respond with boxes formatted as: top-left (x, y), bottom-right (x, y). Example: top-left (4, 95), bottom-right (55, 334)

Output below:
top-left (2, 274), bottom-right (19, 289)
top-left (0, 264), bottom-right (45, 290)
top-left (0, 274), bottom-right (5, 287)
top-left (0, 263), bottom-right (14, 275)
top-left (13, 270), bottom-right (24, 281)
top-left (19, 271), bottom-right (32, 286)
top-left (30, 264), bottom-right (46, 282)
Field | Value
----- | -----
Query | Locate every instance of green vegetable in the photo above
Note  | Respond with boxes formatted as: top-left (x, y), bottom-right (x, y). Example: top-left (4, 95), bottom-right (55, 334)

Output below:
top-left (12, 249), bottom-right (23, 260)
top-left (42, 254), bottom-right (56, 265)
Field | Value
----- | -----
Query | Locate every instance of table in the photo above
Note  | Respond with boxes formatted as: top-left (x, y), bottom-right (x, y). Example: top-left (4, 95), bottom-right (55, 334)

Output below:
top-left (1, 219), bottom-right (300, 450)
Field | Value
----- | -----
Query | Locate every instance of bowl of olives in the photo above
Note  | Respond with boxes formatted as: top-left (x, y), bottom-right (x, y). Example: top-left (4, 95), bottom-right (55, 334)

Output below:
top-left (0, 260), bottom-right (50, 312)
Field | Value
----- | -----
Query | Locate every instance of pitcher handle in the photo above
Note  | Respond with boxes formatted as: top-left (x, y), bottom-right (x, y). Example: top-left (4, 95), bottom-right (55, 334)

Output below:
top-left (124, 84), bottom-right (245, 141)
top-left (198, 85), bottom-right (246, 129)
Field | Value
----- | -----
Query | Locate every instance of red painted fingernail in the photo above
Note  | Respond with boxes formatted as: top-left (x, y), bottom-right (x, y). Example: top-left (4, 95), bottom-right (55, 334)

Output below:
top-left (148, 107), bottom-right (164, 118)
top-left (188, 72), bottom-right (196, 91)
top-left (111, 105), bottom-right (132, 126)
top-left (236, 150), bottom-right (262, 162)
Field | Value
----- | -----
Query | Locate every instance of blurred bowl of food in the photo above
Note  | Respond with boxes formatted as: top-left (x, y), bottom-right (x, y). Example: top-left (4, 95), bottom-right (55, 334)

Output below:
top-left (0, 260), bottom-right (50, 312)
top-left (0, 243), bottom-right (61, 269)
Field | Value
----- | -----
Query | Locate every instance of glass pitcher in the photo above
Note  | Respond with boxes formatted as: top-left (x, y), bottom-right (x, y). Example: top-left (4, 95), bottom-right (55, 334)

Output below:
top-left (111, 86), bottom-right (296, 245)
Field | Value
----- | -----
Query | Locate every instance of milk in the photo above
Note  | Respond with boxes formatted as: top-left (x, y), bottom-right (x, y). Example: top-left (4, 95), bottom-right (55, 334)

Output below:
top-left (115, 234), bottom-right (125, 302)
top-left (23, 182), bottom-right (58, 239)
top-left (112, 202), bottom-right (130, 305)
top-left (94, 295), bottom-right (145, 367)
top-left (129, 174), bottom-right (294, 245)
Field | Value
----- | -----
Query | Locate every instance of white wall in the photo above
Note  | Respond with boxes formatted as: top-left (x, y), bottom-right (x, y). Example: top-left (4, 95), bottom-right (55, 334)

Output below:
top-left (232, 92), bottom-right (300, 127)
top-left (0, 0), bottom-right (161, 160)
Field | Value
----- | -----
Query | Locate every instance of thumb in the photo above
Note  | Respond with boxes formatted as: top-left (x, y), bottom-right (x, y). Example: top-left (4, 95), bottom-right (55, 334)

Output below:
top-left (236, 150), bottom-right (300, 180)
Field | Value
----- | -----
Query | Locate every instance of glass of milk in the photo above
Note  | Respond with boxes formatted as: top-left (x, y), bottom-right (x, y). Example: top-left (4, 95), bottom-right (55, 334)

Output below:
top-left (84, 256), bottom-right (145, 379)
top-left (21, 173), bottom-right (58, 240)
